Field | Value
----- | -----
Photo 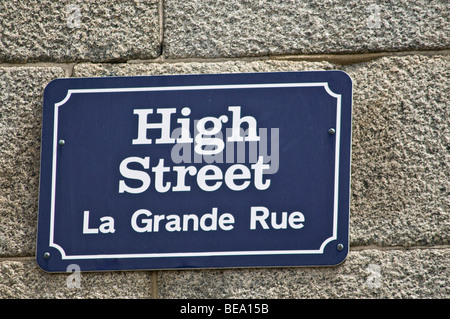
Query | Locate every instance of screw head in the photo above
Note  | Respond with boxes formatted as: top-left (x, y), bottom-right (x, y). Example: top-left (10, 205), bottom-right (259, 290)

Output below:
top-left (43, 252), bottom-right (50, 259)
top-left (58, 139), bottom-right (65, 146)
top-left (328, 128), bottom-right (336, 135)
top-left (337, 243), bottom-right (344, 251)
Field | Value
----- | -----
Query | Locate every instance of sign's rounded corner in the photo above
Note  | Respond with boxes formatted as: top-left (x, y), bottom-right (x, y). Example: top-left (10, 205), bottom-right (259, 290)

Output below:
top-left (35, 246), bottom-right (65, 273)
top-left (35, 255), bottom-right (53, 273)
top-left (43, 77), bottom-right (66, 95)
top-left (334, 249), bottom-right (349, 266)
top-left (328, 240), bottom-right (350, 266)
top-left (333, 70), bottom-right (353, 85)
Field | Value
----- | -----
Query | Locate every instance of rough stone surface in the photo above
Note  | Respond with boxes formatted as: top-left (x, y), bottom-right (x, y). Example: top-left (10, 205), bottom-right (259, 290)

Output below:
top-left (1, 249), bottom-right (447, 298)
top-left (0, 66), bottom-right (65, 257)
top-left (343, 55), bottom-right (450, 247)
top-left (0, 259), bottom-right (153, 298)
top-left (73, 59), bottom-right (336, 77)
top-left (0, 0), bottom-right (160, 63)
top-left (1, 56), bottom-right (448, 298)
top-left (164, 0), bottom-right (450, 59)
top-left (0, 0), bottom-right (448, 301)
top-left (73, 54), bottom-right (450, 248)
top-left (158, 248), bottom-right (449, 298)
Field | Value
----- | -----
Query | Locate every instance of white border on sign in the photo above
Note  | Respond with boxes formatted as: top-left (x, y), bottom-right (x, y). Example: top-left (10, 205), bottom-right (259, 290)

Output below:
top-left (49, 82), bottom-right (342, 260)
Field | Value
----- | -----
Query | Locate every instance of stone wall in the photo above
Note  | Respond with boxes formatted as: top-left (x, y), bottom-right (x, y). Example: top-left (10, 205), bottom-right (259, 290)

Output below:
top-left (0, 0), bottom-right (448, 298)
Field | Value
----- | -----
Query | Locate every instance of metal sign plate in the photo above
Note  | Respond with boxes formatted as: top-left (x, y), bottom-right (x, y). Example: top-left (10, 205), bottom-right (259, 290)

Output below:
top-left (36, 71), bottom-right (352, 272)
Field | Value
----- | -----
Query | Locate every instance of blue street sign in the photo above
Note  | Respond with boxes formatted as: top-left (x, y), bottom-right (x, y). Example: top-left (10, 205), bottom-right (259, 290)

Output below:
top-left (36, 71), bottom-right (352, 272)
